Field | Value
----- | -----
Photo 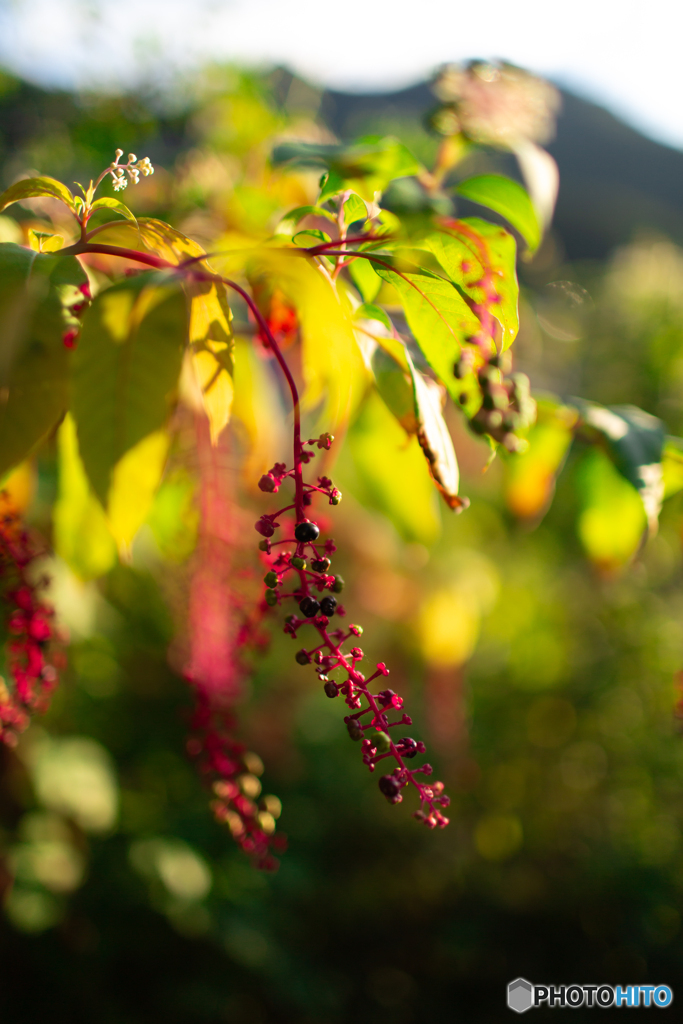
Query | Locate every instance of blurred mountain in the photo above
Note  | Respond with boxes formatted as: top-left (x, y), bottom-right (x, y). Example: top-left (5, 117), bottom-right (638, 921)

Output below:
top-left (321, 81), bottom-right (683, 260)
top-left (1, 66), bottom-right (683, 260)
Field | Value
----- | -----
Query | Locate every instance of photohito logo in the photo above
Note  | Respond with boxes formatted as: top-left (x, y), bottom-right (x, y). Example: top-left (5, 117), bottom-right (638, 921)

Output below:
top-left (507, 978), bottom-right (673, 1012)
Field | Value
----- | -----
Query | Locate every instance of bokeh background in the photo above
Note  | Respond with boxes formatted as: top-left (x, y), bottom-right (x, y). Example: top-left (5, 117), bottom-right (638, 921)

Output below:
top-left (2, 2), bottom-right (683, 1021)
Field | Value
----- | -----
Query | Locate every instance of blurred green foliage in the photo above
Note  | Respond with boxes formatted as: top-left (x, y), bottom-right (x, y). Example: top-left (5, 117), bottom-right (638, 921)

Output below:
top-left (1, 65), bottom-right (683, 1024)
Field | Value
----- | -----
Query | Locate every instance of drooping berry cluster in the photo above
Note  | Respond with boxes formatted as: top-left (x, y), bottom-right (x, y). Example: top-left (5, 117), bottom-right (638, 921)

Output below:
top-left (187, 687), bottom-right (286, 871)
top-left (0, 510), bottom-right (62, 746)
top-left (456, 349), bottom-right (535, 453)
top-left (255, 436), bottom-right (450, 829)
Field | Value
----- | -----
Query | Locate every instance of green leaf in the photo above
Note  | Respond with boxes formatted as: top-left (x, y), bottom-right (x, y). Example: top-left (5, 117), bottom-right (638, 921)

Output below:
top-left (72, 272), bottom-right (187, 504)
top-left (292, 228), bottom-right (331, 246)
top-left (344, 193), bottom-right (367, 226)
top-left (275, 205), bottom-right (335, 235)
top-left (662, 437), bottom-right (683, 498)
top-left (54, 415), bottom-right (117, 581)
top-left (273, 137), bottom-right (422, 202)
top-left (576, 447), bottom-right (647, 570)
top-left (372, 259), bottom-right (480, 397)
top-left (572, 400), bottom-right (665, 530)
top-left (340, 389), bottom-right (440, 545)
top-left (0, 176), bottom-right (77, 215)
top-left (137, 218), bottom-right (206, 263)
top-left (410, 360), bottom-right (464, 510)
top-left (90, 196), bottom-right (138, 226)
top-left (106, 430), bottom-right (170, 552)
top-left (355, 303), bottom-right (392, 333)
top-left (455, 174), bottom-right (541, 253)
top-left (0, 244), bottom-right (89, 477)
top-left (428, 218), bottom-right (520, 349)
top-left (371, 341), bottom-right (464, 510)
top-left (349, 256), bottom-right (382, 302)
top-left (504, 399), bottom-right (578, 519)
top-left (371, 345), bottom-right (417, 433)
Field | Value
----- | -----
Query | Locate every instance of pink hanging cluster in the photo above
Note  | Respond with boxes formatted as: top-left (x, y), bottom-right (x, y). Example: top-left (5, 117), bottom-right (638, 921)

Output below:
top-left (187, 688), bottom-right (286, 871)
top-left (255, 436), bottom-right (451, 829)
top-left (0, 511), bottom-right (61, 745)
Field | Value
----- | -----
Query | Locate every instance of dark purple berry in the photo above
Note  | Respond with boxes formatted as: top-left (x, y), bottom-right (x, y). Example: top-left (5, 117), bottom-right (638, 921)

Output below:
top-left (299, 596), bottom-right (320, 618)
top-left (312, 557), bottom-right (331, 572)
top-left (295, 649), bottom-right (311, 665)
top-left (324, 681), bottom-right (339, 698)
top-left (397, 737), bottom-right (418, 758)
top-left (294, 520), bottom-right (320, 543)
top-left (303, 493), bottom-right (312, 506)
top-left (379, 774), bottom-right (402, 799)
top-left (347, 720), bottom-right (363, 741)
top-left (319, 596), bottom-right (337, 617)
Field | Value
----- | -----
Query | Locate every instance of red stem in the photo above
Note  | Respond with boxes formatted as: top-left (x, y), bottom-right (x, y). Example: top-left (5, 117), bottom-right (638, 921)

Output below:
top-left (221, 278), bottom-right (305, 522)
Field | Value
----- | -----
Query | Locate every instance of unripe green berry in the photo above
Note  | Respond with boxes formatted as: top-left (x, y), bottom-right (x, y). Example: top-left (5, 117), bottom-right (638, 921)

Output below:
top-left (265, 589), bottom-right (278, 607)
top-left (330, 489), bottom-right (342, 505)
top-left (264, 571), bottom-right (278, 587)
top-left (290, 556), bottom-right (306, 570)
top-left (375, 731), bottom-right (391, 754)
top-left (331, 575), bottom-right (345, 593)
top-left (258, 540), bottom-right (269, 551)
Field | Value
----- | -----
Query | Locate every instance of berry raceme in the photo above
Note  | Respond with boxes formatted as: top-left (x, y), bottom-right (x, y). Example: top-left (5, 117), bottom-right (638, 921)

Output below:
top-left (254, 436), bottom-right (450, 832)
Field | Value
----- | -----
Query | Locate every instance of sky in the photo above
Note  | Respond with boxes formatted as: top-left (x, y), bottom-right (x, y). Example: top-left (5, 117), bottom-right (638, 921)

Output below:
top-left (0, 0), bottom-right (682, 149)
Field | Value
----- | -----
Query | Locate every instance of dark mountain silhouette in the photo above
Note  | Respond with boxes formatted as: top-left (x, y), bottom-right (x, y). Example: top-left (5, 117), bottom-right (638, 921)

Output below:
top-left (321, 81), bottom-right (683, 260)
top-left (1, 66), bottom-right (682, 261)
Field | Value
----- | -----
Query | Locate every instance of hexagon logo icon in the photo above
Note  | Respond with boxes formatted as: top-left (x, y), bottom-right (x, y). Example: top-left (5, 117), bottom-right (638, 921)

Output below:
top-left (508, 978), bottom-right (534, 1013)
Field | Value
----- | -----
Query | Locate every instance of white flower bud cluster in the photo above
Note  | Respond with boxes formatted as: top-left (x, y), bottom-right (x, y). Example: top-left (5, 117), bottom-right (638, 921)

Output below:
top-left (108, 149), bottom-right (155, 192)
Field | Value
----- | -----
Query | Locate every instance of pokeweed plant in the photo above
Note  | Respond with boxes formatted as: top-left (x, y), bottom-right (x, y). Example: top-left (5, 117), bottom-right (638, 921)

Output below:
top-left (1, 62), bottom-right (683, 869)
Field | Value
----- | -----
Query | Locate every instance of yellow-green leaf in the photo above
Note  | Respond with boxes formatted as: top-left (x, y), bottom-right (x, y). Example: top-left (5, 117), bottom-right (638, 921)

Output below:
top-left (576, 447), bottom-right (646, 571)
top-left (90, 196), bottom-right (138, 226)
top-left (0, 244), bottom-right (88, 477)
top-left (73, 271), bottom-right (187, 503)
top-left (188, 278), bottom-right (234, 444)
top-left (107, 430), bottom-right (170, 552)
top-left (0, 176), bottom-right (77, 215)
top-left (54, 415), bottom-right (117, 581)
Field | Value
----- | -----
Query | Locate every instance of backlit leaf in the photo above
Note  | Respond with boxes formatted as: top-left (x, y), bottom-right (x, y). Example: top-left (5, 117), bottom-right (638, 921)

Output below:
top-left (572, 400), bottom-right (665, 530)
top-left (455, 174), bottom-right (541, 253)
top-left (107, 430), bottom-right (170, 552)
top-left (504, 399), bottom-right (578, 519)
top-left (188, 278), bottom-right (234, 444)
top-left (0, 176), bottom-right (77, 215)
top-left (349, 255), bottom-right (382, 302)
top-left (272, 136), bottom-right (422, 201)
top-left (429, 218), bottom-right (520, 348)
top-left (137, 218), bottom-right (206, 263)
top-left (410, 365), bottom-right (464, 510)
top-left (276, 205), bottom-right (336, 235)
top-left (90, 196), bottom-right (138, 226)
top-left (373, 258), bottom-right (480, 397)
top-left (54, 415), bottom-right (117, 581)
top-left (344, 193), bottom-right (367, 226)
top-left (341, 389), bottom-right (440, 545)
top-left (0, 244), bottom-right (89, 477)
top-left (662, 437), bottom-right (683, 498)
top-left (72, 272), bottom-right (187, 504)
top-left (576, 447), bottom-right (646, 571)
